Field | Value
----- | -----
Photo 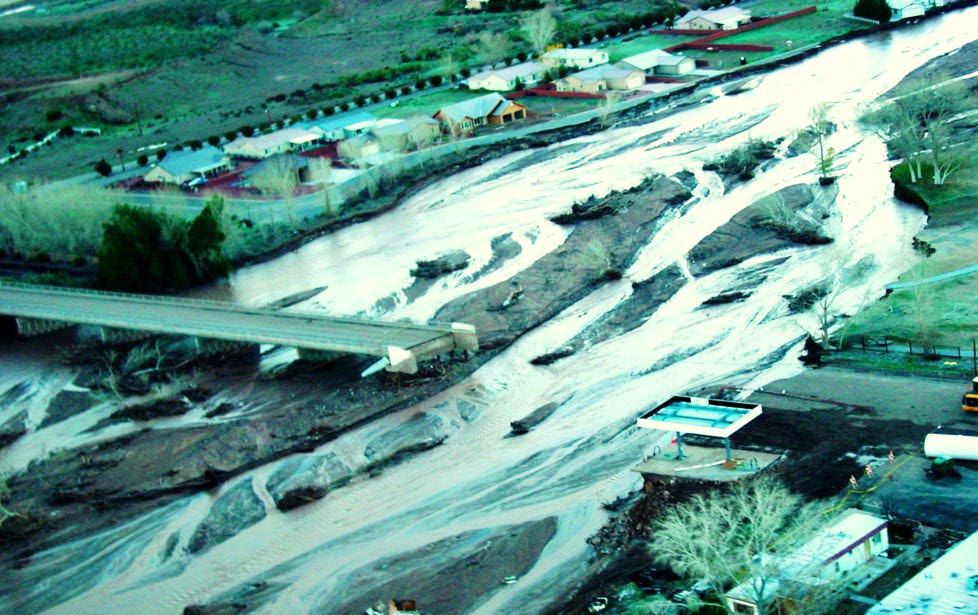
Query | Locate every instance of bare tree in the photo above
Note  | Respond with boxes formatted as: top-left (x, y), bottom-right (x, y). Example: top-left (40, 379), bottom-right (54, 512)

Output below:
top-left (649, 477), bottom-right (832, 615)
top-left (474, 31), bottom-right (512, 67)
top-left (440, 52), bottom-right (460, 83)
top-left (0, 473), bottom-right (17, 529)
top-left (597, 91), bottom-right (621, 127)
top-left (863, 75), bottom-right (976, 185)
top-left (521, 8), bottom-right (557, 57)
top-left (808, 103), bottom-right (835, 182)
top-left (338, 140), bottom-right (378, 197)
top-left (249, 156), bottom-right (299, 198)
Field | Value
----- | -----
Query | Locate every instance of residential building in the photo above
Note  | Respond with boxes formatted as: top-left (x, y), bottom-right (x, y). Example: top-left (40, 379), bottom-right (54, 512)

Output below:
top-left (725, 510), bottom-right (889, 615)
top-left (866, 530), bottom-right (978, 615)
top-left (541, 48), bottom-right (610, 70)
top-left (676, 6), bottom-right (752, 30)
top-left (142, 145), bottom-right (231, 185)
top-left (620, 49), bottom-right (695, 76)
top-left (224, 126), bottom-right (321, 159)
top-left (338, 133), bottom-right (381, 161)
top-left (433, 93), bottom-right (528, 134)
top-left (304, 111), bottom-right (377, 141)
top-left (466, 61), bottom-right (546, 92)
top-left (372, 116), bottom-right (441, 151)
top-left (555, 64), bottom-right (646, 94)
top-left (465, 0), bottom-right (485, 9)
top-left (887, 0), bottom-right (926, 19)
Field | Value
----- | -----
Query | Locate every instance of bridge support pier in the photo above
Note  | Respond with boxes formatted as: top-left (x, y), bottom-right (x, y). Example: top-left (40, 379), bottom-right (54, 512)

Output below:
top-left (451, 323), bottom-right (479, 352)
top-left (98, 327), bottom-right (154, 345)
top-left (15, 317), bottom-right (73, 337)
top-left (296, 348), bottom-right (345, 363)
top-left (194, 338), bottom-right (260, 357)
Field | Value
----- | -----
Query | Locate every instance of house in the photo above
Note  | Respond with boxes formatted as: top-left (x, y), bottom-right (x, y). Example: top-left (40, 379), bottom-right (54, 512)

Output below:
top-left (555, 64), bottom-right (646, 94)
top-left (620, 49), bottom-right (695, 76)
top-left (239, 154), bottom-right (311, 187)
top-left (541, 48), bottom-right (610, 70)
top-left (887, 0), bottom-right (926, 19)
top-left (304, 111), bottom-right (377, 141)
top-left (866, 530), bottom-right (978, 615)
top-left (338, 133), bottom-right (382, 161)
top-left (143, 145), bottom-right (231, 185)
top-left (372, 116), bottom-right (441, 151)
top-left (466, 61), bottom-right (546, 92)
top-left (725, 510), bottom-right (888, 615)
top-left (433, 93), bottom-right (528, 134)
top-left (224, 127), bottom-right (321, 159)
top-left (675, 6), bottom-right (752, 30)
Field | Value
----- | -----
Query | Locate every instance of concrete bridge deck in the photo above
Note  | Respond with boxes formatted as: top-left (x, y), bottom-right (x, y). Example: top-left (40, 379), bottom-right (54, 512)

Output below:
top-left (0, 282), bottom-right (478, 374)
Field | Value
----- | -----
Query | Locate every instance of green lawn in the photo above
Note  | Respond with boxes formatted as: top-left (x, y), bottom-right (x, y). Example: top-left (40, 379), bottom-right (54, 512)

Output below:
top-left (523, 96), bottom-right (604, 116)
top-left (891, 159), bottom-right (978, 226)
top-left (372, 90), bottom-right (477, 119)
top-left (603, 34), bottom-right (696, 62)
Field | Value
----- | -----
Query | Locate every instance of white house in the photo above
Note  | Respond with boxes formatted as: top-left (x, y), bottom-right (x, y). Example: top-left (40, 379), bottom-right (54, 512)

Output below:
top-left (541, 48), bottom-right (609, 70)
top-left (555, 64), bottom-right (646, 94)
top-left (143, 145), bottom-right (231, 185)
top-left (224, 127), bottom-right (321, 159)
top-left (620, 49), bottom-right (695, 76)
top-left (676, 6), bottom-right (752, 30)
top-left (466, 61), bottom-right (546, 92)
top-left (725, 510), bottom-right (889, 615)
top-left (866, 530), bottom-right (978, 615)
top-left (887, 0), bottom-right (926, 19)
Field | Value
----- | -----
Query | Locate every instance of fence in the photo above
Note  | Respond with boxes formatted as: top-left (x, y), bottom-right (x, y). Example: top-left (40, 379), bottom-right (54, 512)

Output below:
top-left (845, 336), bottom-right (978, 374)
top-left (665, 6), bottom-right (818, 52)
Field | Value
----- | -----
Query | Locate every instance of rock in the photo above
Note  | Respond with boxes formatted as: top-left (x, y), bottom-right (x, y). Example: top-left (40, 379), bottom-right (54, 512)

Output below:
top-left (699, 291), bottom-right (751, 307)
top-left (0, 410), bottom-right (27, 448)
top-left (456, 400), bottom-right (481, 422)
top-left (40, 390), bottom-right (97, 428)
top-left (529, 347), bottom-right (575, 366)
top-left (509, 402), bottom-right (560, 436)
top-left (265, 452), bottom-right (353, 511)
top-left (187, 480), bottom-right (267, 554)
top-left (364, 413), bottom-right (447, 463)
top-left (411, 251), bottom-right (470, 279)
top-left (550, 195), bottom-right (618, 225)
top-left (112, 398), bottom-right (189, 422)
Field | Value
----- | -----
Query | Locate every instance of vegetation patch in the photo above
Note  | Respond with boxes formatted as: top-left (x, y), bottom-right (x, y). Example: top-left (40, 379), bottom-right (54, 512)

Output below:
top-left (703, 139), bottom-right (777, 182)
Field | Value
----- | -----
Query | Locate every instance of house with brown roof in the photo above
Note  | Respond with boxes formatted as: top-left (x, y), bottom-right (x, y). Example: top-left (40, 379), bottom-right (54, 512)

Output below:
top-left (555, 64), bottom-right (646, 94)
top-left (433, 93), bottom-right (528, 135)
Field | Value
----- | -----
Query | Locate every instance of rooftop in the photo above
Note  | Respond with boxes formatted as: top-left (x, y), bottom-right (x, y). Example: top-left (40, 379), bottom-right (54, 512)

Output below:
top-left (636, 396), bottom-right (762, 438)
top-left (867, 530), bottom-right (978, 615)
top-left (156, 145), bottom-right (227, 175)
top-left (436, 93), bottom-right (510, 123)
top-left (568, 63), bottom-right (642, 82)
top-left (305, 111), bottom-right (377, 134)
top-left (543, 48), bottom-right (607, 60)
top-left (783, 509), bottom-right (887, 573)
top-left (677, 6), bottom-right (751, 26)
top-left (622, 49), bottom-right (688, 70)
top-left (226, 126), bottom-right (320, 152)
top-left (468, 61), bottom-right (546, 84)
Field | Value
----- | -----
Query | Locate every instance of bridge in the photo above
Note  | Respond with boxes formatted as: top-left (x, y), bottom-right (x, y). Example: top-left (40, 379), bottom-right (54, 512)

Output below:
top-left (0, 282), bottom-right (478, 376)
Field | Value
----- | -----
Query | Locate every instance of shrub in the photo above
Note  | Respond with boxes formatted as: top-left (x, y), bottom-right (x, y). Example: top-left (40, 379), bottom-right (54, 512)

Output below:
top-left (58, 125), bottom-right (75, 137)
top-left (240, 125), bottom-right (255, 137)
top-left (582, 32), bottom-right (593, 44)
top-left (854, 0), bottom-right (891, 22)
top-left (94, 158), bottom-right (112, 176)
top-left (415, 78), bottom-right (427, 90)
top-left (385, 88), bottom-right (397, 99)
top-left (137, 153), bottom-right (148, 166)
top-left (188, 139), bottom-right (203, 150)
top-left (306, 108), bottom-right (319, 119)
top-left (354, 94), bottom-right (367, 107)
top-left (516, 50), bottom-right (528, 62)
top-left (156, 149), bottom-right (167, 161)
top-left (401, 86), bottom-right (413, 96)
top-left (207, 135), bottom-right (220, 146)
top-left (45, 109), bottom-right (63, 122)
top-left (224, 130), bottom-right (238, 141)
top-left (430, 75), bottom-right (443, 87)
top-left (323, 106), bottom-right (336, 116)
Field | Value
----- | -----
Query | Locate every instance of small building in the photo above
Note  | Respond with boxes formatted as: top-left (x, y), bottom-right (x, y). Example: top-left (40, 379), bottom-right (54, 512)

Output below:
top-left (142, 145), bottom-right (231, 185)
top-left (338, 133), bottom-right (381, 161)
top-left (725, 509), bottom-right (889, 615)
top-left (555, 63), bottom-right (646, 93)
top-left (620, 49), bottom-right (695, 76)
top-left (541, 48), bottom-right (610, 70)
top-left (866, 530), bottom-right (978, 615)
top-left (887, 0), bottom-right (926, 19)
top-left (224, 127), bottom-right (322, 159)
top-left (675, 6), bottom-right (752, 30)
top-left (465, 0), bottom-right (485, 9)
top-left (465, 61), bottom-right (546, 92)
top-left (433, 93), bottom-right (528, 134)
top-left (373, 116), bottom-right (441, 151)
top-left (304, 111), bottom-right (378, 141)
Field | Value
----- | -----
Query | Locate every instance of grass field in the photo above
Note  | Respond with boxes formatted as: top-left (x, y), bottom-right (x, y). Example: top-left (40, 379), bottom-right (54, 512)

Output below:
top-left (373, 90), bottom-right (477, 119)
top-left (602, 33), bottom-right (696, 62)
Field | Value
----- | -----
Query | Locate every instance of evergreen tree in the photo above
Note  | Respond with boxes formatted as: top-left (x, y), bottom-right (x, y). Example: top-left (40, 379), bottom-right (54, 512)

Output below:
top-left (854, 0), bottom-right (891, 22)
top-left (94, 158), bottom-right (112, 176)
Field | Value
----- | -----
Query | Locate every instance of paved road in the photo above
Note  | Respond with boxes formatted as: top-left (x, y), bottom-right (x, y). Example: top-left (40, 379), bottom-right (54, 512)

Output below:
top-left (0, 282), bottom-right (457, 357)
top-left (886, 262), bottom-right (978, 290)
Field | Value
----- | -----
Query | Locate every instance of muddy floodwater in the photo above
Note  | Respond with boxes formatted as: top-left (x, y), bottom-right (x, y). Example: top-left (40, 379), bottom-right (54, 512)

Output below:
top-left (3, 8), bottom-right (978, 614)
